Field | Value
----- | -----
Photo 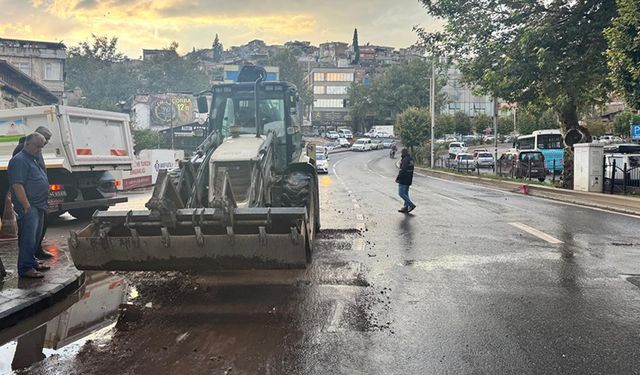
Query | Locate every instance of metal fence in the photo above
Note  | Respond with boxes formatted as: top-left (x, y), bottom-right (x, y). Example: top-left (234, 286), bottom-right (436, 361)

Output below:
top-left (603, 158), bottom-right (640, 195)
top-left (435, 156), bottom-right (562, 182)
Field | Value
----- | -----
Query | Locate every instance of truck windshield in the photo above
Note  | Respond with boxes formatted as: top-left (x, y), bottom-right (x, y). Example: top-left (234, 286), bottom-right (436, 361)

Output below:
top-left (212, 96), bottom-right (285, 137)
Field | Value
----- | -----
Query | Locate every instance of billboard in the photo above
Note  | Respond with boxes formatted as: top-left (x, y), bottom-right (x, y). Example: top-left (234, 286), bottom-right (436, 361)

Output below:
top-left (149, 94), bottom-right (195, 128)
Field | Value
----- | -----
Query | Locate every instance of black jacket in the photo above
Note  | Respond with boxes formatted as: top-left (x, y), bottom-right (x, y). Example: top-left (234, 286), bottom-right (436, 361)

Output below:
top-left (396, 154), bottom-right (415, 186)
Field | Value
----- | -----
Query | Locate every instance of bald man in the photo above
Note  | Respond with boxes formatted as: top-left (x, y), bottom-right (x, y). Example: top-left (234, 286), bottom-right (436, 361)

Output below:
top-left (9, 133), bottom-right (51, 278)
top-left (12, 126), bottom-right (53, 259)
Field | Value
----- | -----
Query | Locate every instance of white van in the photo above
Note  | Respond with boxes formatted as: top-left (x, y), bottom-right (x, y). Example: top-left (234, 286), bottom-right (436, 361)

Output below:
top-left (338, 128), bottom-right (353, 139)
top-left (352, 138), bottom-right (372, 151)
top-left (448, 142), bottom-right (467, 155)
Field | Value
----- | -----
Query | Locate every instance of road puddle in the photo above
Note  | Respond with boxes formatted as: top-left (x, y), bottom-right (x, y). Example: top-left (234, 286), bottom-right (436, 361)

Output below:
top-left (0, 272), bottom-right (129, 373)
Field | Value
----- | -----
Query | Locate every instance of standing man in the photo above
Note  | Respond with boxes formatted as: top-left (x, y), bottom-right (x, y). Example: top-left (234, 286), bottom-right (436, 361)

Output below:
top-left (12, 126), bottom-right (53, 259)
top-left (9, 133), bottom-right (51, 278)
top-left (396, 148), bottom-right (416, 213)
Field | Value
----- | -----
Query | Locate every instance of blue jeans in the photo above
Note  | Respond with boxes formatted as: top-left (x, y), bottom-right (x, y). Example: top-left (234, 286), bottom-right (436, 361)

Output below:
top-left (17, 208), bottom-right (44, 276)
top-left (398, 184), bottom-right (414, 209)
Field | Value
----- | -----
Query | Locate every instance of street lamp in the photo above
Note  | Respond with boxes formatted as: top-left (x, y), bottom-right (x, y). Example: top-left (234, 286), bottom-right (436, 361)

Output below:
top-left (430, 57), bottom-right (436, 168)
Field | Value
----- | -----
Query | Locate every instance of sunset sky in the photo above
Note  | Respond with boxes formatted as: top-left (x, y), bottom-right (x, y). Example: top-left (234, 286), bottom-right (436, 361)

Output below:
top-left (1, 0), bottom-right (441, 58)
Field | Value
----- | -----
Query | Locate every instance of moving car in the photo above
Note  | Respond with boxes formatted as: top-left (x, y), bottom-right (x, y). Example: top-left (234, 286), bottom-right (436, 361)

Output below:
top-left (315, 153), bottom-right (329, 174)
top-left (499, 150), bottom-right (546, 181)
top-left (338, 128), bottom-right (353, 139)
top-left (371, 139), bottom-right (384, 150)
top-left (474, 151), bottom-right (495, 169)
top-left (382, 138), bottom-right (395, 148)
top-left (352, 138), bottom-right (373, 151)
top-left (326, 131), bottom-right (340, 139)
top-left (338, 138), bottom-right (351, 148)
top-left (450, 153), bottom-right (475, 171)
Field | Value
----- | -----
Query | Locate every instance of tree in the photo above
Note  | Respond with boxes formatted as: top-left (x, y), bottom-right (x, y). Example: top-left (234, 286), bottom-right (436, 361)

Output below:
top-left (472, 114), bottom-right (492, 133)
top-left (131, 128), bottom-right (160, 154)
top-left (605, 0), bottom-right (640, 110)
top-left (352, 28), bottom-right (360, 65)
top-left (65, 35), bottom-right (137, 110)
top-left (396, 107), bottom-right (430, 152)
top-left (212, 34), bottom-right (223, 63)
top-left (267, 48), bottom-right (312, 107)
top-left (139, 42), bottom-right (210, 94)
top-left (453, 111), bottom-right (472, 135)
top-left (585, 118), bottom-right (608, 138)
top-left (613, 111), bottom-right (640, 136)
top-left (417, 0), bottom-right (616, 186)
top-left (435, 113), bottom-right (455, 138)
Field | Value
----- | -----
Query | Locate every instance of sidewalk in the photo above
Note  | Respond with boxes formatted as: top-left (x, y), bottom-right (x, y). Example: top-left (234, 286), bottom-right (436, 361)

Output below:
top-left (0, 238), bottom-right (85, 344)
top-left (418, 167), bottom-right (640, 216)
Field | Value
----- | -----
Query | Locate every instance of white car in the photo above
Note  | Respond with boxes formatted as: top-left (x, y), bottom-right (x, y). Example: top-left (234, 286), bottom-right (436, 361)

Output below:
top-left (315, 153), bottom-right (329, 174)
top-left (338, 138), bottom-right (351, 148)
top-left (351, 138), bottom-right (372, 151)
top-left (338, 129), bottom-right (353, 139)
top-left (326, 131), bottom-right (340, 139)
top-left (448, 142), bottom-right (467, 155)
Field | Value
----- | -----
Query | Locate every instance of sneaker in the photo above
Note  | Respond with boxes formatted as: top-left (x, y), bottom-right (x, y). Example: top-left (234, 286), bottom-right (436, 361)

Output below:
top-left (398, 207), bottom-right (408, 213)
top-left (407, 204), bottom-right (416, 213)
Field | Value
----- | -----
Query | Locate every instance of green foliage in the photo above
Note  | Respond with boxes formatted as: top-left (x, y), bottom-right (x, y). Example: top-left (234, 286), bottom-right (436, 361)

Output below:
top-left (435, 113), bottom-right (454, 137)
top-left (348, 59), bottom-right (446, 128)
top-left (515, 108), bottom-right (559, 135)
top-left (268, 48), bottom-right (312, 107)
top-left (352, 29), bottom-right (360, 65)
top-left (131, 128), bottom-right (160, 153)
top-left (585, 118), bottom-right (608, 138)
top-left (66, 36), bottom-right (210, 111)
top-left (613, 111), bottom-right (640, 136)
top-left (453, 111), bottom-right (472, 135)
top-left (498, 116), bottom-right (514, 136)
top-left (212, 34), bottom-right (224, 63)
top-left (605, 0), bottom-right (640, 109)
top-left (417, 0), bottom-right (615, 133)
top-left (396, 107), bottom-right (430, 150)
top-left (472, 114), bottom-right (492, 133)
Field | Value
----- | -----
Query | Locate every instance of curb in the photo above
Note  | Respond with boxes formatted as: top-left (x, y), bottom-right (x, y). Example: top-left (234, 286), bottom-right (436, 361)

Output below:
top-left (417, 167), bottom-right (640, 216)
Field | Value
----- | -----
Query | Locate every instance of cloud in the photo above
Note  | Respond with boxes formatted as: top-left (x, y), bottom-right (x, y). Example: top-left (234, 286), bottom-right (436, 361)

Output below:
top-left (1, 0), bottom-right (439, 56)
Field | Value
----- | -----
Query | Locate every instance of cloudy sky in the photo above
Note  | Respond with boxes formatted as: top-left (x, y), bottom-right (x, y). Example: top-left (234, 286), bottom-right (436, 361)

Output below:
top-left (0, 0), bottom-right (441, 57)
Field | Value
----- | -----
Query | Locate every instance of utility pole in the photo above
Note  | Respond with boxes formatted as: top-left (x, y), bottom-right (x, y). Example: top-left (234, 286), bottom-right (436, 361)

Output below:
top-left (170, 97), bottom-right (174, 150)
top-left (430, 57), bottom-right (436, 168)
top-left (493, 97), bottom-right (499, 174)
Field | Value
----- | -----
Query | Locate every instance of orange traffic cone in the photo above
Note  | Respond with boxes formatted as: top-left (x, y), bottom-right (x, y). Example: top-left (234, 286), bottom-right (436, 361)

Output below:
top-left (0, 192), bottom-right (18, 239)
top-left (518, 185), bottom-right (529, 195)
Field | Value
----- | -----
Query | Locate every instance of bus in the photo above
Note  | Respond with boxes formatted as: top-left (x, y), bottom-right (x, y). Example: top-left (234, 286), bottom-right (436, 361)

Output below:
top-left (515, 129), bottom-right (564, 172)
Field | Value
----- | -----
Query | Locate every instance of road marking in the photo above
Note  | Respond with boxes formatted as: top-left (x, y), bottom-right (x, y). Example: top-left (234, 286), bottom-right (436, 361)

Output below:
top-left (325, 300), bottom-right (345, 333)
top-left (509, 222), bottom-right (564, 244)
top-left (434, 192), bottom-right (458, 202)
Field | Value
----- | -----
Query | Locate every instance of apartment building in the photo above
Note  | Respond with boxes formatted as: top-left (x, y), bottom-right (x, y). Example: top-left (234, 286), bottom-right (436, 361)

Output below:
top-left (311, 67), bottom-right (355, 129)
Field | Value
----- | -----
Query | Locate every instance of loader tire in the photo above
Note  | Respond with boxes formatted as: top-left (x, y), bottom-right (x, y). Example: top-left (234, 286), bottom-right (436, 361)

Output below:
top-left (282, 171), bottom-right (319, 259)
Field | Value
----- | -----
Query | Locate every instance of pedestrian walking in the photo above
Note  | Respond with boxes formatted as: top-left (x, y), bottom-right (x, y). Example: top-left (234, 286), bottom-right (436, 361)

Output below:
top-left (12, 126), bottom-right (53, 260)
top-left (9, 133), bottom-right (51, 278)
top-left (396, 148), bottom-right (416, 213)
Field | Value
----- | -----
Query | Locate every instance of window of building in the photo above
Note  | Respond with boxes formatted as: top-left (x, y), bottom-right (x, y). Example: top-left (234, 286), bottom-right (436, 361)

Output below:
top-left (325, 72), bottom-right (354, 82)
top-left (326, 86), bottom-right (348, 95)
top-left (15, 62), bottom-right (31, 76)
top-left (313, 99), bottom-right (345, 108)
top-left (45, 61), bottom-right (62, 81)
top-left (313, 86), bottom-right (325, 94)
top-left (314, 72), bottom-right (325, 82)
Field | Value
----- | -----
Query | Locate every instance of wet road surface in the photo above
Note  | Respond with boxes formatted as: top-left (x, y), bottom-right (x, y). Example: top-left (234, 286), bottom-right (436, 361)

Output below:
top-left (14, 150), bottom-right (640, 374)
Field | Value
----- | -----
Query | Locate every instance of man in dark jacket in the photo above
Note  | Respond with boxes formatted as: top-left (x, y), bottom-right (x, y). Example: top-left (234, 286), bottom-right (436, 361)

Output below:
top-left (12, 126), bottom-right (53, 259)
top-left (395, 148), bottom-right (416, 213)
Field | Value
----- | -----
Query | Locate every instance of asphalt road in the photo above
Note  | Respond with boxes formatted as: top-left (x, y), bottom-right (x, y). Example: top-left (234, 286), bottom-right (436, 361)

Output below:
top-left (24, 150), bottom-right (640, 374)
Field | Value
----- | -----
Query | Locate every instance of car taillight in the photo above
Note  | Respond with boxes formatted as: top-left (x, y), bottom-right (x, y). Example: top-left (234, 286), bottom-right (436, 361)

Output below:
top-left (113, 180), bottom-right (121, 188)
top-left (49, 184), bottom-right (63, 191)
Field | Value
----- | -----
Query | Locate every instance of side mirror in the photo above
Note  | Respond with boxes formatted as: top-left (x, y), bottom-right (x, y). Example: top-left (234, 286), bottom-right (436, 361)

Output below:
top-left (197, 96), bottom-right (209, 114)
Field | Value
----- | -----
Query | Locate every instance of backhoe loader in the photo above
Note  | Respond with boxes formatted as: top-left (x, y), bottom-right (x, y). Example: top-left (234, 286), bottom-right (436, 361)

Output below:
top-left (68, 66), bottom-right (320, 271)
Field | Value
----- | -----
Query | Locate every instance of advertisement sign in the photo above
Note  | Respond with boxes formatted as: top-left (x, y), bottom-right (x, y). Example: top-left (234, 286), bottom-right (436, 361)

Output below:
top-left (0, 118), bottom-right (25, 143)
top-left (112, 149), bottom-right (184, 190)
top-left (149, 94), bottom-right (195, 128)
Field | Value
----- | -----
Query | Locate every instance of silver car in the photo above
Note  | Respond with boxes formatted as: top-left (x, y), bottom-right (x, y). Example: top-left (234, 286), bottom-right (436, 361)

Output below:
top-left (474, 151), bottom-right (495, 168)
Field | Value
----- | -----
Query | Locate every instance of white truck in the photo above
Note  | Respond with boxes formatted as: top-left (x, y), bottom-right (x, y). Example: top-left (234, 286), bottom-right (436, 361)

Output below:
top-left (0, 105), bottom-right (134, 218)
top-left (367, 125), bottom-right (395, 138)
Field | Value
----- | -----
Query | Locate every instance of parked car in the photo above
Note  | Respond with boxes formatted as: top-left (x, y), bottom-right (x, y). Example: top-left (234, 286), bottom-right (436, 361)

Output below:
top-left (450, 153), bottom-right (475, 171)
top-left (338, 138), bottom-right (351, 148)
top-left (448, 142), bottom-right (467, 155)
top-left (599, 134), bottom-right (623, 144)
top-left (382, 138), bottom-right (395, 148)
top-left (352, 138), bottom-right (373, 151)
top-left (499, 150), bottom-right (546, 181)
top-left (371, 139), bottom-right (384, 150)
top-left (338, 128), bottom-right (353, 139)
top-left (474, 151), bottom-right (495, 169)
top-left (326, 131), bottom-right (340, 139)
top-left (315, 153), bottom-right (329, 174)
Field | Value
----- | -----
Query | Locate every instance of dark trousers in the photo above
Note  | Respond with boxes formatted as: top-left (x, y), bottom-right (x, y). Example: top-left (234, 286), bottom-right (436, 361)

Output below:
top-left (37, 213), bottom-right (48, 252)
top-left (17, 208), bottom-right (44, 276)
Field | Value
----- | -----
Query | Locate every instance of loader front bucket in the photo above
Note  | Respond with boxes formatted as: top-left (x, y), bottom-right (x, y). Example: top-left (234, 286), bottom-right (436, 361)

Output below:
top-left (68, 207), bottom-right (310, 271)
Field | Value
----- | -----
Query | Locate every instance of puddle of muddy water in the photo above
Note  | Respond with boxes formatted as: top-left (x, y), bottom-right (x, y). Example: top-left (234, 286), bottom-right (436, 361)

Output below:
top-left (0, 272), bottom-right (129, 374)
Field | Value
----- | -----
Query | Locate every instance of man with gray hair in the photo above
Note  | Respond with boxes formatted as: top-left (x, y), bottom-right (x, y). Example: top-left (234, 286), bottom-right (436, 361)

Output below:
top-left (8, 133), bottom-right (51, 278)
top-left (12, 126), bottom-right (53, 259)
